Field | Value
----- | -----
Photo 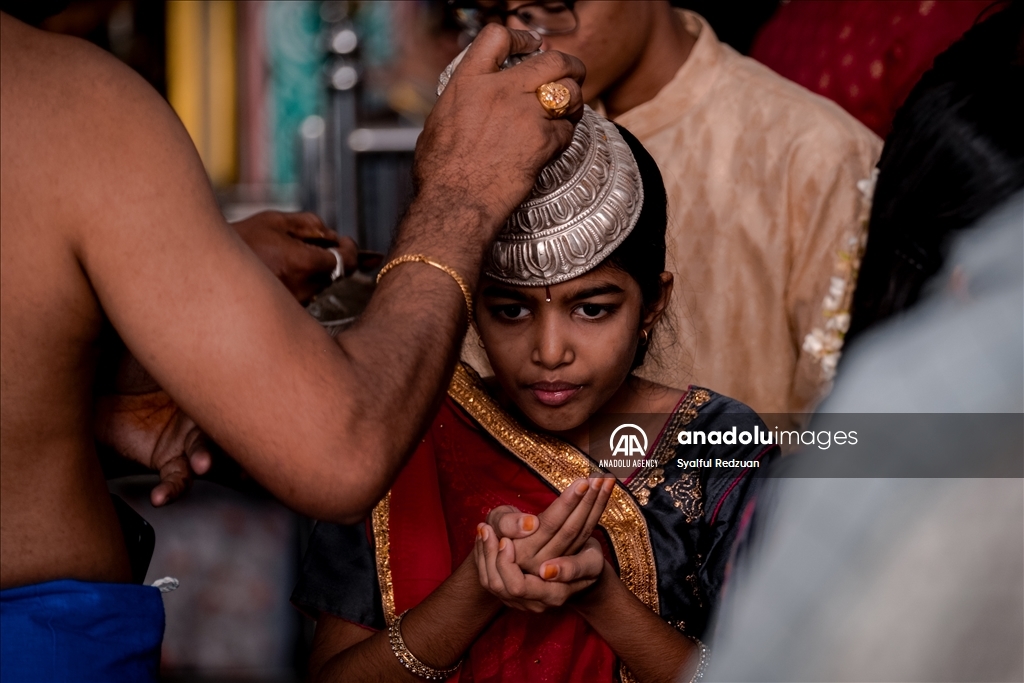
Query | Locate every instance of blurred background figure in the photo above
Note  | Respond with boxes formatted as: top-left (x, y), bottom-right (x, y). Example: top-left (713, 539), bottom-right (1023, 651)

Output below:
top-left (707, 3), bottom-right (1024, 680)
top-left (845, 0), bottom-right (1024, 345)
top-left (750, 0), bottom-right (995, 137)
top-left (708, 191), bottom-right (1024, 683)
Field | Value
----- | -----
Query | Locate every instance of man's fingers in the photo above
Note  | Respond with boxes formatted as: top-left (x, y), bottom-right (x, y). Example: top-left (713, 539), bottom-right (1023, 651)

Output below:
top-left (274, 243), bottom-right (338, 303)
top-left (335, 237), bottom-right (359, 275)
top-left (542, 77), bottom-right (585, 121)
top-left (151, 453), bottom-right (192, 506)
top-left (301, 243), bottom-right (339, 276)
top-left (185, 429), bottom-right (212, 476)
top-left (460, 25), bottom-right (541, 75)
top-left (503, 28), bottom-right (543, 64)
top-left (538, 539), bottom-right (605, 583)
top-left (489, 506), bottom-right (540, 540)
top-left (514, 50), bottom-right (587, 89)
top-left (528, 74), bottom-right (584, 125)
top-left (188, 450), bottom-right (211, 476)
top-left (287, 211), bottom-right (339, 243)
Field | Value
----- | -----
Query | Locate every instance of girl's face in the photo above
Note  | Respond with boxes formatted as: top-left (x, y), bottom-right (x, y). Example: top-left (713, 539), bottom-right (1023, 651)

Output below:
top-left (475, 263), bottom-right (670, 434)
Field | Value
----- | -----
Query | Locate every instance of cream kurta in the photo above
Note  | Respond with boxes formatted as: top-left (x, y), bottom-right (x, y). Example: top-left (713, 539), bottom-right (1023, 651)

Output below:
top-left (616, 11), bottom-right (882, 419)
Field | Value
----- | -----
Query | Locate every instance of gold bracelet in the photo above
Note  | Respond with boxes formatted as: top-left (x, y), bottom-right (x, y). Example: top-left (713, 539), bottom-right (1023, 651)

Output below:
top-left (387, 610), bottom-right (462, 681)
top-left (376, 254), bottom-right (474, 319)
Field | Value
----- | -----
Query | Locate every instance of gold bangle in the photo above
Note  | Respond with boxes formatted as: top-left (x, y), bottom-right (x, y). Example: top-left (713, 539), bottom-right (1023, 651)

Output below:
top-left (387, 610), bottom-right (462, 681)
top-left (376, 254), bottom-right (473, 319)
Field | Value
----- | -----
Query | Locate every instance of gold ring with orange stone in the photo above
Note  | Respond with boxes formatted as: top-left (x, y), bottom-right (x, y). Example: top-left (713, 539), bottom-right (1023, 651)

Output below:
top-left (536, 81), bottom-right (572, 118)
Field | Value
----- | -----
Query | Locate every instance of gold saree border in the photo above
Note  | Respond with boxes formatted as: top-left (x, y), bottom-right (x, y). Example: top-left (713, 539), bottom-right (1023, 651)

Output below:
top-left (370, 364), bottom-right (658, 681)
top-left (371, 491), bottom-right (397, 625)
top-left (447, 363), bottom-right (660, 614)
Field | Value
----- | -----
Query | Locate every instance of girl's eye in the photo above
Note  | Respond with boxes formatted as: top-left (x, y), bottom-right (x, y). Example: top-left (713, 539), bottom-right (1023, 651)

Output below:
top-left (577, 303), bottom-right (611, 320)
top-left (495, 304), bottom-right (530, 320)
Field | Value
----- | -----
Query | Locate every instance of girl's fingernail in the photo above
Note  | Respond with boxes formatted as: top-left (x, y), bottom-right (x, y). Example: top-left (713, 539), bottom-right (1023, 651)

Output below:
top-left (499, 538), bottom-right (508, 551)
top-left (528, 29), bottom-right (541, 41)
top-left (482, 526), bottom-right (489, 542)
top-left (476, 523), bottom-right (485, 539)
top-left (521, 515), bottom-right (537, 532)
top-left (575, 480), bottom-right (589, 494)
top-left (542, 565), bottom-right (559, 580)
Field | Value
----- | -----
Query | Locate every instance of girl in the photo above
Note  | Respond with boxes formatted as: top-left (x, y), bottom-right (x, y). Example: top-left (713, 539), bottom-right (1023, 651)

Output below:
top-left (294, 109), bottom-right (777, 683)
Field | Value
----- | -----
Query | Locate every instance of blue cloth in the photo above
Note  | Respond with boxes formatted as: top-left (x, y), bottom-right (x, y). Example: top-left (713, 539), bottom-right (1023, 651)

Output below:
top-left (1, 579), bottom-right (164, 683)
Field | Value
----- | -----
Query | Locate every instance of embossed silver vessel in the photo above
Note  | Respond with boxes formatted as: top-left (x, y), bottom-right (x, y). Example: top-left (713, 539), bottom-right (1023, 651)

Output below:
top-left (486, 107), bottom-right (643, 286)
top-left (436, 52), bottom-right (644, 286)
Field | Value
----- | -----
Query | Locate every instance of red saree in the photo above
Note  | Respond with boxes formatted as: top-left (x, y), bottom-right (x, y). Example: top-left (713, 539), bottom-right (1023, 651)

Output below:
top-left (294, 363), bottom-right (777, 682)
top-left (372, 365), bottom-right (660, 682)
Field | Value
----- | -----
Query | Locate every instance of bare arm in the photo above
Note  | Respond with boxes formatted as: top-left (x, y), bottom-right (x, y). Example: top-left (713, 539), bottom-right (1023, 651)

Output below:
top-left (55, 26), bottom-right (584, 523)
top-left (572, 564), bottom-right (699, 683)
top-left (309, 476), bottom-right (609, 679)
top-left (482, 478), bottom-right (699, 682)
top-left (310, 555), bottom-right (500, 683)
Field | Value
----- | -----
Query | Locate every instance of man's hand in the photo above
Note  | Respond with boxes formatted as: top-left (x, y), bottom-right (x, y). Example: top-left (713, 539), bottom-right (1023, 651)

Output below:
top-left (232, 211), bottom-right (357, 304)
top-left (95, 391), bottom-right (212, 506)
top-left (403, 25), bottom-right (586, 259)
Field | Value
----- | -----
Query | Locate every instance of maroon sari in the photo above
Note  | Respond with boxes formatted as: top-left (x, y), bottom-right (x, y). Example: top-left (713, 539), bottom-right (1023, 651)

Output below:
top-left (382, 393), bottom-right (618, 681)
top-left (295, 364), bottom-right (777, 682)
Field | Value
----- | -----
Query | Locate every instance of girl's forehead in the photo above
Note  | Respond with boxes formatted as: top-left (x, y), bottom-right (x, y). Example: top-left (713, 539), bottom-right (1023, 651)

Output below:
top-left (481, 264), bottom-right (636, 299)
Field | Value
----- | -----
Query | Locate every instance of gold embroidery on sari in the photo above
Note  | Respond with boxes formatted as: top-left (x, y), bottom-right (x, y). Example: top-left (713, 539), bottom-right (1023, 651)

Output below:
top-left (627, 388), bottom-right (710, 510)
top-left (664, 471), bottom-right (703, 523)
top-left (686, 573), bottom-right (704, 609)
top-left (371, 492), bottom-right (397, 625)
top-left (447, 363), bottom-right (661, 616)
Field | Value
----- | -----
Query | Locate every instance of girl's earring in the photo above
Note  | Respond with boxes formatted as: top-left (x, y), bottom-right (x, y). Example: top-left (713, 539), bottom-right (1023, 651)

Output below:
top-left (639, 329), bottom-right (650, 346)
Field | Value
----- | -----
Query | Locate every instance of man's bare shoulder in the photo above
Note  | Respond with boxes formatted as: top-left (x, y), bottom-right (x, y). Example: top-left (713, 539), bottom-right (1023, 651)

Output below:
top-left (1, 13), bottom-right (189, 174)
top-left (2, 13), bottom-right (159, 109)
top-left (2, 13), bottom-right (210, 253)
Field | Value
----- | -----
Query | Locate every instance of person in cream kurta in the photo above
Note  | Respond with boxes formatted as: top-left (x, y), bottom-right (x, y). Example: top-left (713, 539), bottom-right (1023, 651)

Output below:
top-left (469, 2), bottom-right (884, 422)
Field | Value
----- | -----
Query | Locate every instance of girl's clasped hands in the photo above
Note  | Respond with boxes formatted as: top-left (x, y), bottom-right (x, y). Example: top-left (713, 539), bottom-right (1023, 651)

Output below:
top-left (474, 476), bottom-right (616, 612)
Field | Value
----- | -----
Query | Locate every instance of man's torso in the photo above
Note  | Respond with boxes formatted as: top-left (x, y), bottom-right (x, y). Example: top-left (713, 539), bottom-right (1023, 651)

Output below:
top-left (0, 15), bottom-right (132, 589)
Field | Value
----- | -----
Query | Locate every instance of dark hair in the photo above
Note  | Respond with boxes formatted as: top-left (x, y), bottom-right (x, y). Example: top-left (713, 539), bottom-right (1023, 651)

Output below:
top-left (605, 124), bottom-right (669, 369)
top-left (845, 0), bottom-right (1024, 345)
